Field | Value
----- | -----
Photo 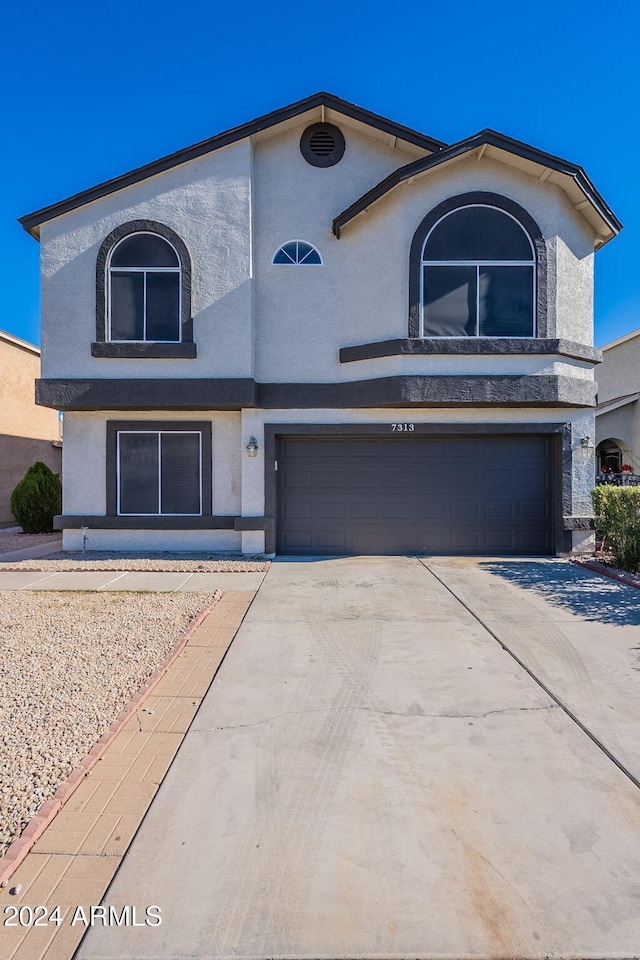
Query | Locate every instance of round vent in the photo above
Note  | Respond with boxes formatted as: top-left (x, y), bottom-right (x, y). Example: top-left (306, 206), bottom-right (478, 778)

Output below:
top-left (300, 123), bottom-right (345, 167)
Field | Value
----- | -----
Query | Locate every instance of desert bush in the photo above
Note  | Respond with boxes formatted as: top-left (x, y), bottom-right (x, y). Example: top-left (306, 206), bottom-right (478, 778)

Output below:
top-left (10, 462), bottom-right (62, 534)
top-left (591, 485), bottom-right (640, 572)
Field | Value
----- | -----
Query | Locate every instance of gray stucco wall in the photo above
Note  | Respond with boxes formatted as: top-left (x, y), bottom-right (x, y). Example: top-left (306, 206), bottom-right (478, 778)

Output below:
top-left (40, 140), bottom-right (253, 381)
top-left (39, 123), bottom-right (597, 388)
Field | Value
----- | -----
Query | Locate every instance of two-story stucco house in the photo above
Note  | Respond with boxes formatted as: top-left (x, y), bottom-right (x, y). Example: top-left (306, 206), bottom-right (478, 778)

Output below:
top-left (19, 93), bottom-right (620, 556)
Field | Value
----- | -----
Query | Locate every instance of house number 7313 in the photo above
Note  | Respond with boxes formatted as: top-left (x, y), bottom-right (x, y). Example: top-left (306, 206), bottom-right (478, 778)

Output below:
top-left (391, 423), bottom-right (415, 431)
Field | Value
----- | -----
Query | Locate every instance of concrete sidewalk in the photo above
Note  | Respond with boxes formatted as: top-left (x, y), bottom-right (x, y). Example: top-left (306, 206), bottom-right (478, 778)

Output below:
top-left (76, 556), bottom-right (640, 960)
top-left (0, 570), bottom-right (266, 592)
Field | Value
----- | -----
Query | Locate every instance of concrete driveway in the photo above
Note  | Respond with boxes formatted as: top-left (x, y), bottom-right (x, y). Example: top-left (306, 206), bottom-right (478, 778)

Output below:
top-left (78, 557), bottom-right (640, 960)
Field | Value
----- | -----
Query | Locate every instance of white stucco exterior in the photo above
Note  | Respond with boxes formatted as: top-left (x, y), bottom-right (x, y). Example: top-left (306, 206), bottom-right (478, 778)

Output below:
top-left (29, 97), bottom-right (615, 556)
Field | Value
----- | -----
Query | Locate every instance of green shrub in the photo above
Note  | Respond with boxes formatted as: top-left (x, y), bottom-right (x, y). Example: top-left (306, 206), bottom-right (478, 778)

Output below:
top-left (591, 485), bottom-right (640, 572)
top-left (10, 462), bottom-right (62, 534)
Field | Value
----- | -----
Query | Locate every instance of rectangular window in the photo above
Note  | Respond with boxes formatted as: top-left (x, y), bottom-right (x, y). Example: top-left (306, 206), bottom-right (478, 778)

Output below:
top-left (146, 273), bottom-right (180, 341)
top-left (117, 431), bottom-right (202, 516)
top-left (423, 265), bottom-right (476, 337)
top-left (422, 264), bottom-right (534, 337)
top-left (110, 272), bottom-right (144, 340)
top-left (478, 266), bottom-right (534, 337)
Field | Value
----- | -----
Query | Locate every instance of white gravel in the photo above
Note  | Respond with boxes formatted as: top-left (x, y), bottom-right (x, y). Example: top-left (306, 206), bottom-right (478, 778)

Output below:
top-left (0, 590), bottom-right (216, 858)
top-left (0, 532), bottom-right (60, 555)
top-left (0, 552), bottom-right (269, 573)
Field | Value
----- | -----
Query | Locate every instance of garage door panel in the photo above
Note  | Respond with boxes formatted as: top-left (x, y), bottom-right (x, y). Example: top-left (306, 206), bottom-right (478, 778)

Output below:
top-left (317, 502), bottom-right (347, 520)
top-left (277, 434), bottom-right (554, 556)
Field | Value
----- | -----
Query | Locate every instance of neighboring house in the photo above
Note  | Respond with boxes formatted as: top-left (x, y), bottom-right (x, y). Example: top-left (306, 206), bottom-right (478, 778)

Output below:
top-left (19, 92), bottom-right (620, 556)
top-left (595, 327), bottom-right (640, 473)
top-left (0, 330), bottom-right (61, 528)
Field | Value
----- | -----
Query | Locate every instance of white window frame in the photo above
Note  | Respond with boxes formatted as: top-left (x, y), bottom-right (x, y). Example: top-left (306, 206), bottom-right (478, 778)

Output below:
top-left (272, 240), bottom-right (323, 265)
top-left (419, 204), bottom-right (536, 339)
top-left (116, 430), bottom-right (202, 516)
top-left (107, 232), bottom-right (182, 343)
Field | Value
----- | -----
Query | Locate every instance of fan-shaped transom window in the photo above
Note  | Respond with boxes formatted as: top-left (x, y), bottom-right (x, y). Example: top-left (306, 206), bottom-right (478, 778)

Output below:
top-left (421, 205), bottom-right (535, 338)
top-left (273, 241), bottom-right (322, 265)
top-left (108, 233), bottom-right (181, 342)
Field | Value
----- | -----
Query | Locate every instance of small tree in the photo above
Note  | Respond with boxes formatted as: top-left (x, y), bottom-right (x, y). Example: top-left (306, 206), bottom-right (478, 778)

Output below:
top-left (591, 485), bottom-right (640, 573)
top-left (11, 462), bottom-right (62, 534)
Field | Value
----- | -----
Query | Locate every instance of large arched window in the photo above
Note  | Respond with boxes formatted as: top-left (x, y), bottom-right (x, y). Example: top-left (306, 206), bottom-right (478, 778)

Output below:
top-left (409, 196), bottom-right (543, 339)
top-left (108, 232), bottom-right (181, 342)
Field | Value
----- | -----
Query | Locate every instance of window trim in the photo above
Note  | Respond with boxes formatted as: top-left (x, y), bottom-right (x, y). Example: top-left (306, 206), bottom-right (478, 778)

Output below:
top-left (408, 192), bottom-right (548, 339)
top-left (106, 420), bottom-right (212, 518)
top-left (95, 220), bottom-right (193, 349)
top-left (272, 240), bottom-right (323, 265)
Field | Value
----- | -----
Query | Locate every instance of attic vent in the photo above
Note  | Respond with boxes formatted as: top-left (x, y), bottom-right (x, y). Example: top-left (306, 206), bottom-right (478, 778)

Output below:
top-left (309, 130), bottom-right (336, 156)
top-left (300, 123), bottom-right (345, 168)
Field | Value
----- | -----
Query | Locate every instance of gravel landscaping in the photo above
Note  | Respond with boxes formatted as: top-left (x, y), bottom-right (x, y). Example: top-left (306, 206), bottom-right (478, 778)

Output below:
top-left (0, 551), bottom-right (269, 572)
top-left (0, 590), bottom-right (216, 858)
top-left (0, 532), bottom-right (60, 555)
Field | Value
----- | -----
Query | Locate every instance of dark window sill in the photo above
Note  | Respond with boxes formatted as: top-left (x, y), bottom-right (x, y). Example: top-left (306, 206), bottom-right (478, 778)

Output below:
top-left (339, 338), bottom-right (601, 364)
top-left (91, 342), bottom-right (197, 359)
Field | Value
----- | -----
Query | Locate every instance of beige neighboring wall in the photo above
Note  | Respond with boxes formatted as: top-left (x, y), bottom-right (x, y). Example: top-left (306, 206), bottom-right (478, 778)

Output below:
top-left (597, 328), bottom-right (640, 404)
top-left (595, 327), bottom-right (640, 469)
top-left (0, 330), bottom-right (61, 527)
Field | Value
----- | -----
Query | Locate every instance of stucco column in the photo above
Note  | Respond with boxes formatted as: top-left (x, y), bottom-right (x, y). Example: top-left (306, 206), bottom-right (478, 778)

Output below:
top-left (240, 409), bottom-right (267, 555)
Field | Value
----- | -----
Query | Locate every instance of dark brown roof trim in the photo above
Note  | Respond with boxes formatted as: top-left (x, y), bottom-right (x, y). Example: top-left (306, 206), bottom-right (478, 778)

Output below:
top-left (332, 129), bottom-right (622, 239)
top-left (19, 93), bottom-right (446, 238)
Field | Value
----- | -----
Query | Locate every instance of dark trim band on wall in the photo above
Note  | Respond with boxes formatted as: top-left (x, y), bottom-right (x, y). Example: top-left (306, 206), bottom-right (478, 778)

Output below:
top-left (36, 375), bottom-right (596, 410)
top-left (257, 376), bottom-right (596, 408)
top-left (563, 516), bottom-right (595, 530)
top-left (54, 515), bottom-right (275, 533)
top-left (262, 421), bottom-right (572, 557)
top-left (91, 342), bottom-right (197, 359)
top-left (36, 378), bottom-right (258, 410)
top-left (408, 192), bottom-right (549, 339)
top-left (106, 420), bottom-right (212, 517)
top-left (339, 338), bottom-right (601, 364)
top-left (95, 220), bottom-right (193, 345)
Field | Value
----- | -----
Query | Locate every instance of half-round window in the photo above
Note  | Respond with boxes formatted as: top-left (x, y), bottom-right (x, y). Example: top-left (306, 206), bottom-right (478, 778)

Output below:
top-left (109, 233), bottom-right (181, 342)
top-left (273, 241), bottom-right (322, 265)
top-left (421, 205), bottom-right (535, 338)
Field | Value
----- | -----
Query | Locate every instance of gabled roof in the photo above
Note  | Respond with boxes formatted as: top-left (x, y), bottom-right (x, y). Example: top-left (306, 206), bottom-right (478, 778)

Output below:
top-left (19, 93), bottom-right (446, 239)
top-left (601, 327), bottom-right (640, 351)
top-left (333, 129), bottom-right (622, 247)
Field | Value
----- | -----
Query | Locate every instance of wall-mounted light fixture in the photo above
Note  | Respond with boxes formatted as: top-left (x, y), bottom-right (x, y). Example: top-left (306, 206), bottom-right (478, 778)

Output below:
top-left (580, 435), bottom-right (594, 450)
top-left (246, 436), bottom-right (259, 458)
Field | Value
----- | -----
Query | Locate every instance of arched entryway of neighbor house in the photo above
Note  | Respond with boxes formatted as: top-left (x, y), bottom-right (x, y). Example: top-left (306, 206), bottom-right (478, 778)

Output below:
top-left (596, 438), bottom-right (629, 471)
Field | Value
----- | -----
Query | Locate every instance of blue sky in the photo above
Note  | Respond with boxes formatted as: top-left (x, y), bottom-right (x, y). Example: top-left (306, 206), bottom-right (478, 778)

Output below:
top-left (2, 0), bottom-right (638, 347)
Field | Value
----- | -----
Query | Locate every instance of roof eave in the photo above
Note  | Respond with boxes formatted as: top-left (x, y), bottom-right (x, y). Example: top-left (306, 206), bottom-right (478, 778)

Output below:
top-left (19, 93), bottom-right (446, 239)
top-left (333, 129), bottom-right (622, 244)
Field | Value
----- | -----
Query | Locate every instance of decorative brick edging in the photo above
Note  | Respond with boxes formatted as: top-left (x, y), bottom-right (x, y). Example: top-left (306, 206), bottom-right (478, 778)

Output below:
top-left (0, 590), bottom-right (223, 888)
top-left (0, 563), bottom-right (271, 574)
top-left (571, 558), bottom-right (640, 591)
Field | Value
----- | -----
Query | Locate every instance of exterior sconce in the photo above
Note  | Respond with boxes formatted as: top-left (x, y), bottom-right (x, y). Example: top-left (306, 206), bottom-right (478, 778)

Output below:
top-left (580, 436), bottom-right (594, 450)
top-left (246, 436), bottom-right (259, 458)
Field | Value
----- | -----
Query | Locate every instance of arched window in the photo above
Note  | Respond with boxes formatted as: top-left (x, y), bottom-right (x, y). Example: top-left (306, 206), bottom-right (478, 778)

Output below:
top-left (273, 241), bottom-right (322, 265)
top-left (108, 232), bottom-right (181, 342)
top-left (419, 204), bottom-right (536, 338)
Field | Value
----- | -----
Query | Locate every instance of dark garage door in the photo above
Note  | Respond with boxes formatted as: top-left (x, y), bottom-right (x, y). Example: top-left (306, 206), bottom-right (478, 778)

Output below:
top-left (276, 434), bottom-right (554, 556)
